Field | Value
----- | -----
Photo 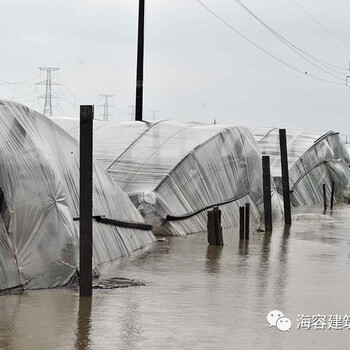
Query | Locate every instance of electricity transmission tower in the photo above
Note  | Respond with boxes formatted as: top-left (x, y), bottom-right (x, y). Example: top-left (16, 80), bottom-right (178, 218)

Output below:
top-left (37, 67), bottom-right (60, 117)
top-left (99, 94), bottom-right (114, 121)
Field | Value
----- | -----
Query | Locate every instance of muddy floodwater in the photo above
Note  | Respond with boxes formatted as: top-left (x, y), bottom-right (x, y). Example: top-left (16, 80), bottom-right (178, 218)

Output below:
top-left (2, 206), bottom-right (350, 349)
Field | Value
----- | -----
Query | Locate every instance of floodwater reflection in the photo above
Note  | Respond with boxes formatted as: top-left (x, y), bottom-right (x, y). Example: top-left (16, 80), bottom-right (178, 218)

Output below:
top-left (257, 231), bottom-right (272, 300)
top-left (0, 206), bottom-right (350, 349)
top-left (75, 297), bottom-right (92, 350)
top-left (274, 225), bottom-right (291, 304)
top-left (205, 245), bottom-right (223, 273)
top-left (238, 239), bottom-right (249, 256)
top-left (0, 292), bottom-right (23, 350)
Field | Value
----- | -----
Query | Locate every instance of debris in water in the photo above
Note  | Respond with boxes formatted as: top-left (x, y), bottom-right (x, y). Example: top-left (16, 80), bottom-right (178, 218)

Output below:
top-left (293, 213), bottom-right (335, 222)
top-left (93, 277), bottom-right (147, 289)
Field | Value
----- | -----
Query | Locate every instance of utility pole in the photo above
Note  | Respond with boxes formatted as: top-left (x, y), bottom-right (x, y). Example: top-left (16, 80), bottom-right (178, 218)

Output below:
top-left (37, 67), bottom-right (60, 117)
top-left (135, 0), bottom-right (145, 121)
top-left (99, 94), bottom-right (114, 121)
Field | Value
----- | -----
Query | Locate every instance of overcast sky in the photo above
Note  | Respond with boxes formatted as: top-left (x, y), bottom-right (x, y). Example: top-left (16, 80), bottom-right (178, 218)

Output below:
top-left (1, 0), bottom-right (350, 133)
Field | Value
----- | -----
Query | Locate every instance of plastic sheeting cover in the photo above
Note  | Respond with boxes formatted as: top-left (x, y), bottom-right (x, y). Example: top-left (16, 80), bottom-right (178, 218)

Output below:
top-left (250, 128), bottom-right (350, 207)
top-left (0, 101), bottom-right (155, 291)
top-left (53, 118), bottom-right (284, 235)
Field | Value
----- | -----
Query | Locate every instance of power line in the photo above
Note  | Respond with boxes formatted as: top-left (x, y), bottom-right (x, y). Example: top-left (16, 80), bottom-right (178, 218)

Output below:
top-left (37, 67), bottom-right (60, 117)
top-left (195, 0), bottom-right (346, 86)
top-left (56, 76), bottom-right (83, 104)
top-left (59, 90), bottom-right (80, 111)
top-left (52, 102), bottom-right (76, 118)
top-left (10, 89), bottom-right (37, 100)
top-left (231, 0), bottom-right (347, 79)
top-left (290, 0), bottom-right (350, 50)
top-left (16, 97), bottom-right (40, 104)
top-left (0, 75), bottom-right (40, 86)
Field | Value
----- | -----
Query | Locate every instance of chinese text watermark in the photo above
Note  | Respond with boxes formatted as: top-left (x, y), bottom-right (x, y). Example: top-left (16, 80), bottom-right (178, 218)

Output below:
top-left (267, 311), bottom-right (350, 332)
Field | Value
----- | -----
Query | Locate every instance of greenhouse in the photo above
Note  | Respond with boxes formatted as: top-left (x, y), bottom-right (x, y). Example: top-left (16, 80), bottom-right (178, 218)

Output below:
top-left (54, 118), bottom-right (284, 235)
top-left (0, 101), bottom-right (155, 292)
top-left (250, 127), bottom-right (350, 207)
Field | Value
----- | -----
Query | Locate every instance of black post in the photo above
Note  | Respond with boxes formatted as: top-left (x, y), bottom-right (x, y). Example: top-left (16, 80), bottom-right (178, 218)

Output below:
top-left (323, 184), bottom-right (327, 211)
top-left (213, 206), bottom-right (224, 245)
top-left (207, 207), bottom-right (223, 245)
top-left (135, 0), bottom-right (145, 121)
top-left (279, 129), bottom-right (292, 225)
top-left (330, 181), bottom-right (335, 210)
top-left (207, 210), bottom-right (216, 246)
top-left (245, 203), bottom-right (250, 240)
top-left (262, 156), bottom-right (273, 232)
top-left (239, 206), bottom-right (245, 240)
top-left (80, 105), bottom-right (94, 297)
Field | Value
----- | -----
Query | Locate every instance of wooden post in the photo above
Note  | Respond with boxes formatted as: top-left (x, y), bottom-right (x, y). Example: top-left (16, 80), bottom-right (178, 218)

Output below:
top-left (330, 181), bottom-right (335, 210)
top-left (213, 206), bottom-right (224, 245)
top-left (207, 210), bottom-right (216, 245)
top-left (135, 0), bottom-right (145, 121)
top-left (323, 184), bottom-right (327, 211)
top-left (262, 156), bottom-right (273, 232)
top-left (207, 207), bottom-right (223, 245)
top-left (279, 129), bottom-right (292, 225)
top-left (239, 206), bottom-right (245, 240)
top-left (80, 105), bottom-right (94, 297)
top-left (245, 203), bottom-right (250, 240)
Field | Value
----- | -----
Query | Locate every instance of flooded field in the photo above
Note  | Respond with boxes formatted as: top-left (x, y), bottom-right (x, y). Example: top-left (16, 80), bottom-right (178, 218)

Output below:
top-left (1, 205), bottom-right (350, 349)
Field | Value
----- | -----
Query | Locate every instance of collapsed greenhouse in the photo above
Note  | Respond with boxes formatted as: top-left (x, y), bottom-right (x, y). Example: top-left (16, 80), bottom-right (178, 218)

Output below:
top-left (0, 101), bottom-right (155, 292)
top-left (0, 100), bottom-right (348, 291)
top-left (53, 118), bottom-right (284, 235)
top-left (250, 127), bottom-right (350, 207)
top-left (54, 118), bottom-right (350, 236)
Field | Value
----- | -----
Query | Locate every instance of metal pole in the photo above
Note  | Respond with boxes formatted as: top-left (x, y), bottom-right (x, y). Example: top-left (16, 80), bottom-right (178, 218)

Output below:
top-left (135, 0), bottom-right (145, 121)
top-left (239, 206), bottom-right (245, 240)
top-left (323, 184), bottom-right (327, 211)
top-left (262, 156), bottom-right (273, 232)
top-left (80, 105), bottom-right (94, 297)
top-left (245, 203), bottom-right (250, 240)
top-left (330, 181), bottom-right (335, 210)
top-left (279, 129), bottom-right (292, 225)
